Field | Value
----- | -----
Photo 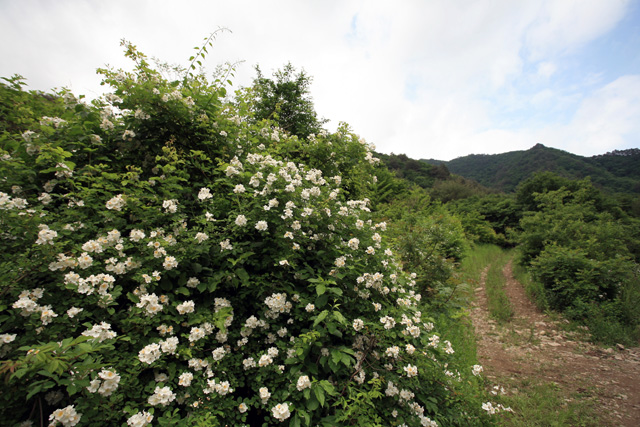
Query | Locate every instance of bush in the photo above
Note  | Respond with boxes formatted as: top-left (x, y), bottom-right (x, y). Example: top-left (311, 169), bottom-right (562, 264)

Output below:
top-left (0, 41), bottom-right (493, 426)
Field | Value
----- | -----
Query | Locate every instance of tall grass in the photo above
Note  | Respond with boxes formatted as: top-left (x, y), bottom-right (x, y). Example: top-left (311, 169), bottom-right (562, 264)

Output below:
top-left (461, 244), bottom-right (513, 323)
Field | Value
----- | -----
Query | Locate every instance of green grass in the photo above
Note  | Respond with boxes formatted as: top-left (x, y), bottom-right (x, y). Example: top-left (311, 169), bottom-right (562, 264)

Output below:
top-left (460, 244), bottom-right (504, 282)
top-left (461, 244), bottom-right (514, 323)
top-left (511, 261), bottom-right (549, 312)
top-left (460, 245), bottom-right (604, 426)
top-left (494, 378), bottom-right (601, 427)
top-left (484, 251), bottom-right (514, 323)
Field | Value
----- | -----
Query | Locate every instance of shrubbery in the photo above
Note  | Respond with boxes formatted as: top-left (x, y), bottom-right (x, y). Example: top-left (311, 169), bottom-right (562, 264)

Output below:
top-left (517, 180), bottom-right (640, 345)
top-left (0, 41), bottom-right (494, 426)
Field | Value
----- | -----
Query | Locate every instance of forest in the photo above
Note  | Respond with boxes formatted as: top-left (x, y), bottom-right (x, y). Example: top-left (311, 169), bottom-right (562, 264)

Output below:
top-left (0, 37), bottom-right (638, 426)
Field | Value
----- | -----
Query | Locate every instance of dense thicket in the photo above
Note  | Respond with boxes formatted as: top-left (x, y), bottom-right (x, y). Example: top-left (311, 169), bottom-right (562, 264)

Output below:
top-left (0, 42), bottom-right (496, 427)
top-left (425, 143), bottom-right (640, 195)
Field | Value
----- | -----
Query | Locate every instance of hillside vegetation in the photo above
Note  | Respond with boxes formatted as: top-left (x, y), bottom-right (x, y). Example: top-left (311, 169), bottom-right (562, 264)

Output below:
top-left (424, 143), bottom-right (640, 195)
top-left (0, 39), bottom-right (497, 427)
top-left (1, 35), bottom-right (638, 427)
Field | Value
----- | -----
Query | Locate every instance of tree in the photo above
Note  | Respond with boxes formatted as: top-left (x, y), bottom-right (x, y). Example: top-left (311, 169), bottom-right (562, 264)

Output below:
top-left (249, 63), bottom-right (327, 139)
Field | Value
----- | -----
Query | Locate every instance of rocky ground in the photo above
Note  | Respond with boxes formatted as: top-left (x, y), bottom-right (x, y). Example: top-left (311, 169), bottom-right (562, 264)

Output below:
top-left (469, 260), bottom-right (640, 426)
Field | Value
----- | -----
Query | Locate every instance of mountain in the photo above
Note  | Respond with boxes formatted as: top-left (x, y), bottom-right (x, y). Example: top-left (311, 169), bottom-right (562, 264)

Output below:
top-left (423, 144), bottom-right (640, 194)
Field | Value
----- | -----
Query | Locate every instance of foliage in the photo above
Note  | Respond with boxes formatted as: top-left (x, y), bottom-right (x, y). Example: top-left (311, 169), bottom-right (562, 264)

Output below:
top-left (429, 176), bottom-right (490, 203)
top-left (245, 63), bottom-right (327, 140)
top-left (448, 194), bottom-right (520, 247)
top-left (378, 187), bottom-right (468, 308)
top-left (424, 143), bottom-right (640, 195)
top-left (516, 181), bottom-right (640, 344)
top-left (0, 41), bottom-right (494, 426)
top-left (376, 153), bottom-right (448, 190)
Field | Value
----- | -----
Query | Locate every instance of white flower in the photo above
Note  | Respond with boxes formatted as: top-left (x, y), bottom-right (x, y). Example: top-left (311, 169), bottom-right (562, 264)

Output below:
top-left (36, 227), bottom-right (57, 245)
top-left (271, 403), bottom-right (291, 422)
top-left (212, 346), bottom-right (226, 361)
top-left (472, 365), bottom-right (483, 376)
top-left (385, 346), bottom-right (400, 358)
top-left (258, 354), bottom-right (273, 367)
top-left (186, 277), bottom-right (200, 288)
top-left (238, 402), bottom-right (248, 413)
top-left (296, 375), bottom-right (311, 391)
top-left (0, 333), bottom-right (16, 344)
top-left (105, 194), bottom-right (126, 211)
top-left (380, 316), bottom-right (396, 329)
top-left (130, 229), bottom-right (145, 242)
top-left (444, 340), bottom-right (455, 354)
top-left (233, 184), bottom-right (245, 193)
top-left (406, 344), bottom-right (416, 355)
top-left (348, 238), bottom-right (359, 250)
top-left (159, 337), bottom-right (178, 354)
top-left (176, 300), bottom-right (195, 314)
top-left (259, 386), bottom-right (271, 403)
top-left (220, 239), bottom-right (233, 251)
top-left (138, 343), bottom-right (162, 364)
top-left (352, 318), bottom-right (364, 331)
top-left (179, 372), bottom-right (193, 386)
top-left (148, 386), bottom-right (176, 406)
top-left (404, 364), bottom-right (418, 378)
top-left (162, 199), bottom-right (178, 213)
top-left (235, 215), bottom-right (247, 226)
top-left (255, 220), bottom-right (268, 231)
top-left (163, 256), bottom-right (178, 270)
top-left (198, 187), bottom-right (213, 200)
top-left (189, 327), bottom-right (206, 342)
top-left (82, 322), bottom-right (116, 342)
top-left (385, 381), bottom-right (399, 396)
top-left (127, 411), bottom-right (153, 427)
top-left (66, 307), bottom-right (83, 318)
top-left (305, 303), bottom-right (315, 312)
top-left (48, 405), bottom-right (81, 427)
top-left (194, 232), bottom-right (208, 243)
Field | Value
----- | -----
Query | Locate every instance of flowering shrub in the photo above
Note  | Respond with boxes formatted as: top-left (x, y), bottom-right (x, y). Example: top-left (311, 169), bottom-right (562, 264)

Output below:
top-left (0, 41), bottom-right (493, 426)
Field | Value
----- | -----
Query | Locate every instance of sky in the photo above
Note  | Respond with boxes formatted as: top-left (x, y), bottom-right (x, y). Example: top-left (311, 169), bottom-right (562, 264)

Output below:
top-left (1, 0), bottom-right (639, 161)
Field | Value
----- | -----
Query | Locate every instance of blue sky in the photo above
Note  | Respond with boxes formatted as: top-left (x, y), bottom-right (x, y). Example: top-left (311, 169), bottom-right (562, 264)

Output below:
top-left (1, 0), bottom-right (639, 161)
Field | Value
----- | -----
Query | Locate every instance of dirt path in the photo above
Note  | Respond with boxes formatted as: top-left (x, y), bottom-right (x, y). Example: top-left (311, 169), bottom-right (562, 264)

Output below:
top-left (469, 259), bottom-right (640, 426)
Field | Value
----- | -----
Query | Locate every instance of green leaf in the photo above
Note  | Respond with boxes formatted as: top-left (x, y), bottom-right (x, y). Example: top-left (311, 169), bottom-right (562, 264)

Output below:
top-left (314, 385), bottom-right (325, 407)
top-left (235, 268), bottom-right (249, 284)
top-left (327, 323), bottom-right (342, 337)
top-left (127, 292), bottom-right (140, 304)
top-left (306, 394), bottom-right (319, 411)
top-left (313, 310), bottom-right (329, 327)
top-left (332, 311), bottom-right (346, 325)
top-left (316, 284), bottom-right (326, 295)
top-left (315, 294), bottom-right (328, 308)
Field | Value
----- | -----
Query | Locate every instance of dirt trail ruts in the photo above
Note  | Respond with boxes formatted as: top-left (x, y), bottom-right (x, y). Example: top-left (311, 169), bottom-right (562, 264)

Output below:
top-left (469, 259), bottom-right (640, 426)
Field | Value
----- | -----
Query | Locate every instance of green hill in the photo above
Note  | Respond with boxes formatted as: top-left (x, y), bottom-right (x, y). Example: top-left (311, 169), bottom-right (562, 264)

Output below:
top-left (424, 144), bottom-right (640, 194)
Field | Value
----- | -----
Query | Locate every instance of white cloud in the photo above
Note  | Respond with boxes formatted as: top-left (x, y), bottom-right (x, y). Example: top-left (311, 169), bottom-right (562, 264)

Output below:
top-left (536, 61), bottom-right (557, 79)
top-left (0, 0), bottom-right (635, 161)
top-left (524, 0), bottom-right (630, 60)
top-left (558, 74), bottom-right (640, 155)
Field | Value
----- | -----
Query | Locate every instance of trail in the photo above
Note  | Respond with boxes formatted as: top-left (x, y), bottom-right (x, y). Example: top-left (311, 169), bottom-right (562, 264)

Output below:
top-left (469, 259), bottom-right (640, 426)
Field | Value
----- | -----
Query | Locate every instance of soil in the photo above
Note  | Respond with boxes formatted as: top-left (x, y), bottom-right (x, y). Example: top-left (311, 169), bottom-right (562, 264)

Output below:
top-left (469, 260), bottom-right (640, 426)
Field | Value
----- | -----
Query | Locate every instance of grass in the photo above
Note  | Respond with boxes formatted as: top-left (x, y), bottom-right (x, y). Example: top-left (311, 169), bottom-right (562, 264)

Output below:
top-left (512, 255), bottom-right (640, 347)
top-left (494, 378), bottom-right (601, 427)
top-left (460, 244), bottom-right (605, 427)
top-left (484, 251), bottom-right (514, 323)
top-left (460, 244), bottom-right (514, 323)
